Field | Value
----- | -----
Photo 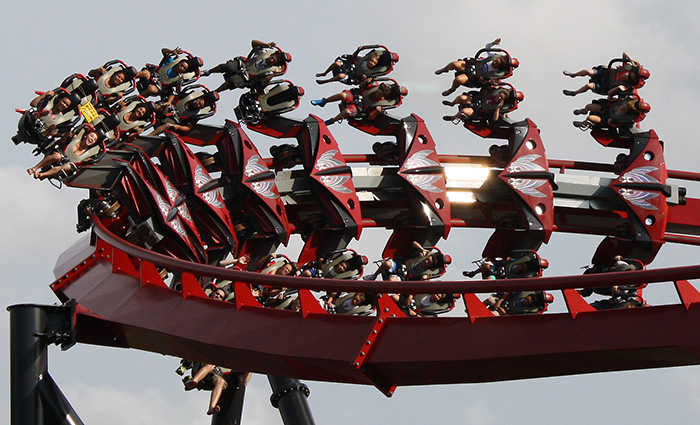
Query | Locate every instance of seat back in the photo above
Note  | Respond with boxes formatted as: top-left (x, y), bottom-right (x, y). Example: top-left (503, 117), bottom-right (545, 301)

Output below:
top-left (96, 60), bottom-right (137, 97)
top-left (413, 294), bottom-right (455, 316)
top-left (174, 85), bottom-right (219, 121)
top-left (321, 250), bottom-right (367, 279)
top-left (158, 52), bottom-right (201, 86)
top-left (246, 47), bottom-right (288, 78)
top-left (62, 126), bottom-right (103, 164)
top-left (258, 81), bottom-right (302, 113)
top-left (333, 293), bottom-right (375, 315)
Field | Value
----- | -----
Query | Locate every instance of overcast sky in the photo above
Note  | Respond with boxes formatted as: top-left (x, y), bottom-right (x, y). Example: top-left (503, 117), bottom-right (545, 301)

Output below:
top-left (4, 1), bottom-right (700, 424)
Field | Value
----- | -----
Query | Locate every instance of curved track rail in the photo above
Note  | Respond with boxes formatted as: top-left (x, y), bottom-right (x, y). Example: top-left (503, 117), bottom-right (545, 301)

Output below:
top-left (48, 111), bottom-right (700, 396)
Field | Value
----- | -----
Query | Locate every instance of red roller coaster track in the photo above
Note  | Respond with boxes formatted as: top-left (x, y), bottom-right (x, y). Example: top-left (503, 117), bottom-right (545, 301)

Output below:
top-left (46, 110), bottom-right (700, 397)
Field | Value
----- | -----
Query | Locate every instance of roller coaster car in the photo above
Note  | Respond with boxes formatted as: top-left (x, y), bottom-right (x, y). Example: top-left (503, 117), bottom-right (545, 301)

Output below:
top-left (467, 250), bottom-right (549, 279)
top-left (607, 94), bottom-right (650, 126)
top-left (503, 250), bottom-right (549, 279)
top-left (114, 96), bottom-right (157, 140)
top-left (500, 291), bottom-right (554, 315)
top-left (590, 293), bottom-right (646, 310)
top-left (219, 46), bottom-right (292, 92)
top-left (464, 47), bottom-right (519, 87)
top-left (580, 95), bottom-right (650, 133)
top-left (56, 123), bottom-right (108, 175)
top-left (245, 45), bottom-right (292, 83)
top-left (13, 89), bottom-right (82, 150)
top-left (345, 78), bottom-right (407, 122)
top-left (60, 73), bottom-right (100, 107)
top-left (402, 246), bottom-right (452, 281)
top-left (580, 257), bottom-right (646, 298)
top-left (334, 45), bottom-right (400, 86)
top-left (329, 292), bottom-right (376, 316)
top-left (583, 257), bottom-right (644, 275)
top-left (171, 84), bottom-right (219, 123)
top-left (605, 57), bottom-right (650, 92)
top-left (234, 80), bottom-right (304, 124)
top-left (467, 82), bottom-right (523, 123)
top-left (260, 254), bottom-right (298, 275)
top-left (157, 50), bottom-right (203, 88)
top-left (87, 110), bottom-right (121, 147)
top-left (258, 254), bottom-right (299, 309)
top-left (320, 249), bottom-right (369, 279)
top-left (412, 293), bottom-right (457, 316)
top-left (126, 146), bottom-right (207, 251)
top-left (93, 60), bottom-right (138, 106)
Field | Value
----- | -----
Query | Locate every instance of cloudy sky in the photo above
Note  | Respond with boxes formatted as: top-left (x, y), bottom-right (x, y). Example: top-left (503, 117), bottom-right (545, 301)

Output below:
top-left (3, 1), bottom-right (700, 424)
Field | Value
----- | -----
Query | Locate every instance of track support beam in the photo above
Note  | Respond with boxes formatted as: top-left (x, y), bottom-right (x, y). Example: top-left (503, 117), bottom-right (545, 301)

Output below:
top-left (268, 376), bottom-right (315, 425)
top-left (8, 301), bottom-right (82, 425)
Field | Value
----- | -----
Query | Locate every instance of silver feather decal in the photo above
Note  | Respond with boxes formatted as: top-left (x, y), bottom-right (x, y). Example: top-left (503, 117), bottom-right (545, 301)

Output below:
top-left (315, 150), bottom-right (345, 171)
top-left (250, 180), bottom-right (279, 199)
top-left (244, 155), bottom-right (268, 177)
top-left (194, 165), bottom-right (225, 209)
top-left (404, 150), bottom-right (438, 170)
top-left (318, 175), bottom-right (352, 194)
top-left (506, 154), bottom-right (545, 173)
top-left (508, 178), bottom-right (547, 198)
top-left (407, 174), bottom-right (443, 193)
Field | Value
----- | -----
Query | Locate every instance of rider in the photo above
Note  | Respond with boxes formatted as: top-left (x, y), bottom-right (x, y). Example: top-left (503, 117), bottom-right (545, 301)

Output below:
top-left (310, 75), bottom-right (403, 125)
top-left (363, 241), bottom-right (450, 281)
top-left (563, 52), bottom-right (649, 97)
top-left (315, 45), bottom-right (392, 85)
top-left (26, 127), bottom-right (102, 180)
top-left (572, 95), bottom-right (648, 130)
top-left (435, 38), bottom-right (514, 96)
top-left (203, 40), bottom-right (290, 92)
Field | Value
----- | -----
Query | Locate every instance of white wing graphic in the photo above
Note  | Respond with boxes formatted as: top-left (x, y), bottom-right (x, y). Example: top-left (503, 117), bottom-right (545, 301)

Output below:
top-left (619, 166), bottom-right (660, 184)
top-left (155, 192), bottom-right (186, 237)
top-left (165, 180), bottom-right (193, 224)
top-left (194, 165), bottom-right (225, 209)
top-left (508, 178), bottom-right (547, 198)
top-left (315, 150), bottom-right (345, 171)
top-left (618, 188), bottom-right (659, 210)
top-left (318, 175), bottom-right (352, 194)
top-left (404, 150), bottom-right (438, 170)
top-left (244, 155), bottom-right (268, 177)
top-left (506, 154), bottom-right (545, 173)
top-left (407, 174), bottom-right (443, 193)
top-left (250, 181), bottom-right (279, 199)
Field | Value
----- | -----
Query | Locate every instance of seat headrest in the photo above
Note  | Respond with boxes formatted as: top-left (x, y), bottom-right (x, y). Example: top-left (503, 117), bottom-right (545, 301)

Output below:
top-left (203, 90), bottom-right (220, 104)
top-left (122, 66), bottom-right (137, 80)
top-left (139, 101), bottom-right (156, 115)
top-left (283, 52), bottom-right (292, 63)
top-left (510, 57), bottom-right (520, 68)
top-left (64, 91), bottom-right (81, 108)
top-left (539, 258), bottom-right (549, 269)
top-left (390, 52), bottom-right (399, 62)
top-left (190, 56), bottom-right (204, 69)
top-left (515, 91), bottom-right (524, 101)
top-left (98, 113), bottom-right (121, 131)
